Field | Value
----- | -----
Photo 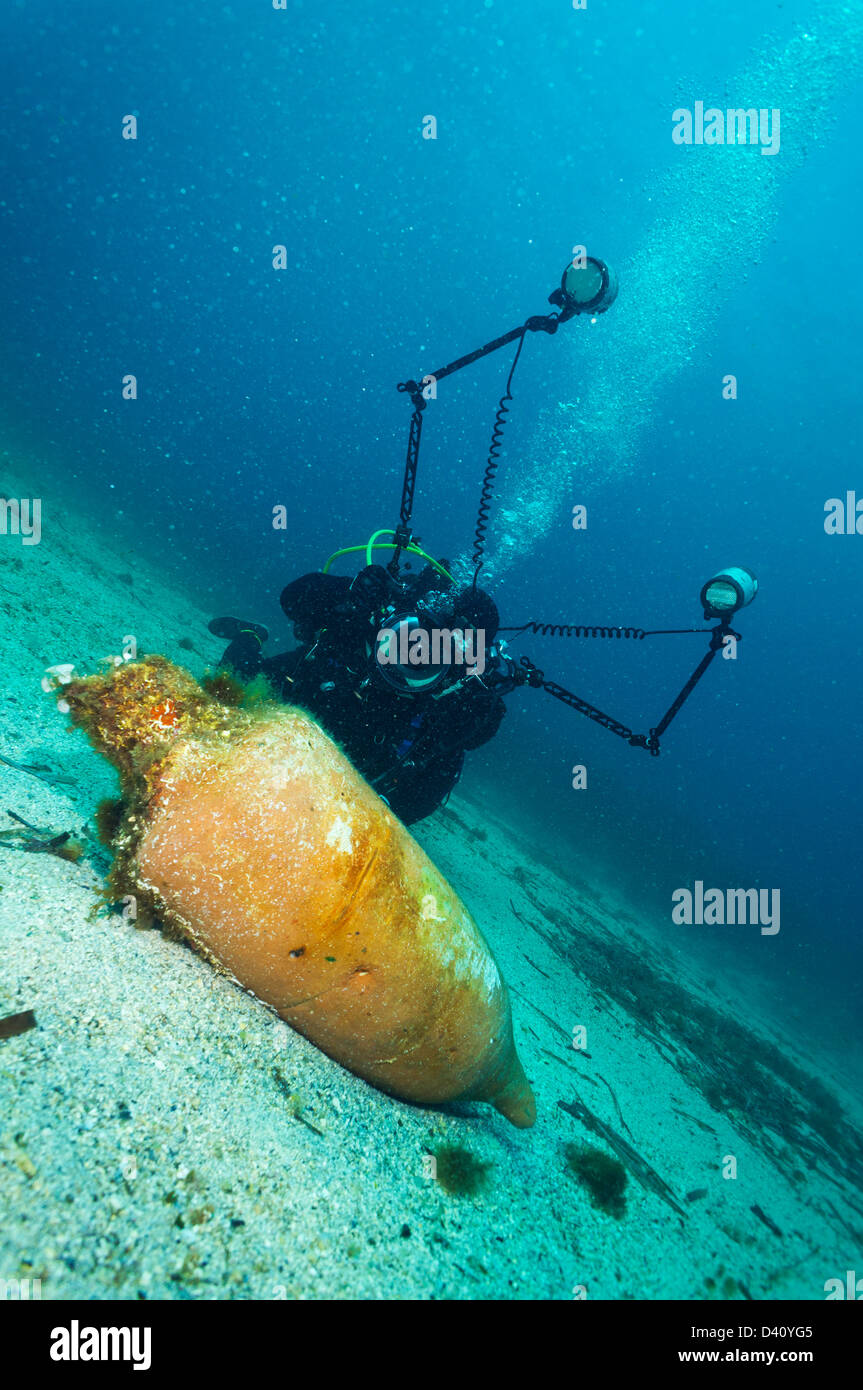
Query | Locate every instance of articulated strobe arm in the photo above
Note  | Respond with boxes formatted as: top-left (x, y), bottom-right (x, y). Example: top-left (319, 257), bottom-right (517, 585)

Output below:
top-left (389, 258), bottom-right (619, 575)
top-left (512, 620), bottom-right (741, 757)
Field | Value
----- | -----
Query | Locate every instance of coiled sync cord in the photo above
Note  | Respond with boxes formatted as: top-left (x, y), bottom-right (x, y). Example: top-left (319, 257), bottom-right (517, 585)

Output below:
top-left (471, 327), bottom-right (528, 583)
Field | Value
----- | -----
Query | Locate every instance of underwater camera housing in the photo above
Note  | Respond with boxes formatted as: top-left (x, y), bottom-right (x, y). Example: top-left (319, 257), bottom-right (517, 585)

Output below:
top-left (700, 567), bottom-right (758, 621)
top-left (550, 256), bottom-right (619, 318)
top-left (373, 613), bottom-right (452, 694)
top-left (371, 593), bottom-right (484, 697)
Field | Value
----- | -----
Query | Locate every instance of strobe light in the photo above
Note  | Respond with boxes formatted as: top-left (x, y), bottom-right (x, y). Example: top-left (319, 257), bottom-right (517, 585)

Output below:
top-left (553, 257), bottom-right (619, 316)
top-left (700, 567), bottom-right (758, 621)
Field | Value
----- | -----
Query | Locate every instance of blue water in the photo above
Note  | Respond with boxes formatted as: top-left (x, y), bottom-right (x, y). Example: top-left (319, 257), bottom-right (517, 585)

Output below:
top-left (2, 0), bottom-right (860, 1063)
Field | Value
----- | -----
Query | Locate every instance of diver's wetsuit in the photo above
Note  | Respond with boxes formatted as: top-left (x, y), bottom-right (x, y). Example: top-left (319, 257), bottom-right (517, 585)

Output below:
top-left (218, 570), bottom-right (507, 825)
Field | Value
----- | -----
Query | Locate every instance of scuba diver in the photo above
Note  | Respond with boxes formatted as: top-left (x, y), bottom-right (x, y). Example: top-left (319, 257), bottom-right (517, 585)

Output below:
top-left (210, 559), bottom-right (515, 825)
top-left (211, 257), bottom-right (758, 825)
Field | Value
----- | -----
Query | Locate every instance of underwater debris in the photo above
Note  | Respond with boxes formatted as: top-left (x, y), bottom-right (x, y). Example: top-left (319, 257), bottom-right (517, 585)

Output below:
top-left (559, 1093), bottom-right (687, 1218)
top-left (525, 884), bottom-right (863, 1194)
top-left (522, 953), bottom-right (551, 980)
top-left (672, 1105), bottom-right (718, 1136)
top-left (540, 1046), bottom-right (593, 1069)
top-left (565, 1142), bottom-right (627, 1219)
top-left (0, 811), bottom-right (84, 862)
top-left (509, 985), bottom-right (571, 1045)
top-left (272, 1068), bottom-right (325, 1136)
top-left (54, 838), bottom-right (85, 863)
top-left (751, 1203), bottom-right (783, 1239)
top-left (431, 1144), bottom-right (492, 1197)
top-left (685, 1188), bottom-right (709, 1203)
top-left (0, 752), bottom-right (75, 787)
top-left (594, 1071), bottom-right (634, 1138)
top-left (0, 1009), bottom-right (37, 1040)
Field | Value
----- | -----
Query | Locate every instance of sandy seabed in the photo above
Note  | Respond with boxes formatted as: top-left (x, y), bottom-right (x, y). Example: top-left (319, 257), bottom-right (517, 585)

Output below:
top-left (1, 474), bottom-right (861, 1301)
